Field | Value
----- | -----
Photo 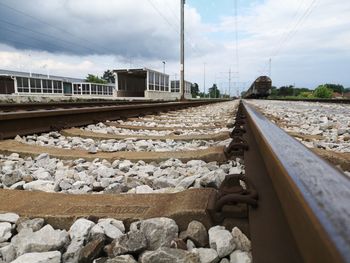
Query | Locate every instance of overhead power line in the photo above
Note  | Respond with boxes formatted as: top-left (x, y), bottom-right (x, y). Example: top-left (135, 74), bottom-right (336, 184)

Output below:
top-left (256, 0), bottom-right (319, 77)
top-left (0, 18), bottom-right (97, 53)
top-left (0, 24), bottom-right (78, 52)
top-left (145, 0), bottom-right (202, 57)
top-left (0, 1), bottom-right (117, 55)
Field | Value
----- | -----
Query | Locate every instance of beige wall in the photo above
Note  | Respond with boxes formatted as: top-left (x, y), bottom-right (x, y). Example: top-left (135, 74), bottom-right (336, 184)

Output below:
top-left (144, 91), bottom-right (192, 100)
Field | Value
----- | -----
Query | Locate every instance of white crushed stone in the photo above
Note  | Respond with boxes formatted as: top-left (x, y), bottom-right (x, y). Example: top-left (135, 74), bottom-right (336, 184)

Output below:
top-left (0, 154), bottom-right (244, 194)
top-left (248, 100), bottom-right (350, 153)
top-left (20, 133), bottom-right (231, 152)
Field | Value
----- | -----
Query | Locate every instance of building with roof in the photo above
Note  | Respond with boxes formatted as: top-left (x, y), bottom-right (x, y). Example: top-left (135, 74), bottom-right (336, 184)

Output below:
top-left (0, 68), bottom-right (193, 100)
top-left (0, 69), bottom-right (115, 97)
top-left (114, 68), bottom-right (192, 100)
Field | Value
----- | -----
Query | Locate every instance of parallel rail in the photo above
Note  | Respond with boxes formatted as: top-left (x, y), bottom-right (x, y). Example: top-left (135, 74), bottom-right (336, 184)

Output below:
top-left (265, 98), bottom-right (350, 104)
top-left (0, 100), bottom-right (226, 139)
top-left (240, 101), bottom-right (350, 262)
top-left (0, 100), bottom-right (175, 112)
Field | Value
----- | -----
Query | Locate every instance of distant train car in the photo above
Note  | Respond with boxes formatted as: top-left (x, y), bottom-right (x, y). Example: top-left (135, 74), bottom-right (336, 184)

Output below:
top-left (244, 76), bottom-right (272, 98)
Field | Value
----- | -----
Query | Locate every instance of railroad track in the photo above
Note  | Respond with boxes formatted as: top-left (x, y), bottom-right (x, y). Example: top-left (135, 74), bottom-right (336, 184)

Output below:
top-left (0, 99), bottom-right (226, 139)
top-left (265, 98), bottom-right (350, 104)
top-left (0, 100), bottom-right (349, 262)
top-left (0, 100), bottom-right (171, 112)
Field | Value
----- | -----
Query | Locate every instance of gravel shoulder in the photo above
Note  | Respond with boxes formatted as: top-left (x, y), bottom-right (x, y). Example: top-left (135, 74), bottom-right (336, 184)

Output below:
top-left (247, 99), bottom-right (350, 174)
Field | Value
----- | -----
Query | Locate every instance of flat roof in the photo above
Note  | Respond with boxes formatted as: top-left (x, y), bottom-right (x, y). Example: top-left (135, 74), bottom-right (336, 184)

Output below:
top-left (0, 69), bottom-right (85, 83)
top-left (113, 68), bottom-right (169, 77)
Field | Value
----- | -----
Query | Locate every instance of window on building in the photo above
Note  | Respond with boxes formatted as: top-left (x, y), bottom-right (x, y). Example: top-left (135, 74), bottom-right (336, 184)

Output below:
top-left (42, 80), bottom-right (53, 93)
top-left (97, 85), bottom-right (103, 95)
top-left (30, 78), bottom-right (41, 93)
top-left (164, 75), bottom-right (169, 91)
top-left (171, 81), bottom-right (180, 93)
top-left (73, 84), bottom-right (82, 95)
top-left (91, 84), bottom-right (97, 94)
top-left (82, 84), bottom-right (90, 95)
top-left (149, 71), bottom-right (155, 91)
top-left (53, 81), bottom-right (62, 93)
top-left (17, 77), bottom-right (30, 93)
top-left (108, 86), bottom-right (113, 95)
top-left (155, 73), bottom-right (160, 91)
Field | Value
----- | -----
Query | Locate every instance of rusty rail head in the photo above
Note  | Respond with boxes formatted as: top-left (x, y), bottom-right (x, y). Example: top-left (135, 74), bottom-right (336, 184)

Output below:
top-left (243, 101), bottom-right (350, 263)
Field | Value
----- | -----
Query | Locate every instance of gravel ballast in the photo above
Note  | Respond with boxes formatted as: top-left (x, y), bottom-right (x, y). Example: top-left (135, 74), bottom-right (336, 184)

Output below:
top-left (0, 213), bottom-right (252, 263)
top-left (0, 153), bottom-right (244, 194)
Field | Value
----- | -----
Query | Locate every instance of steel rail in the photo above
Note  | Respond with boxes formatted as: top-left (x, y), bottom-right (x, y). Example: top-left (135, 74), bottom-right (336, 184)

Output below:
top-left (242, 101), bottom-right (350, 263)
top-left (265, 98), bottom-right (350, 104)
top-left (0, 100), bottom-right (227, 139)
top-left (0, 100), bottom-right (169, 112)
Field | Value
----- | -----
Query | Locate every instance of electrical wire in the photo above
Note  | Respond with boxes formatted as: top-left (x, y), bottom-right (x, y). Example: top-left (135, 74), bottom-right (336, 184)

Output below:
top-left (255, 0), bottom-right (319, 77)
top-left (0, 18), bottom-right (97, 53)
top-left (0, 1), bottom-right (116, 54)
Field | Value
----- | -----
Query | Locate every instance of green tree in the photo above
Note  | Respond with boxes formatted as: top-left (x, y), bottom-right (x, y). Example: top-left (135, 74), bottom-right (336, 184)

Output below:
top-left (313, 85), bottom-right (333, 98)
top-left (209, 84), bottom-right (220, 98)
top-left (299, 91), bottom-right (314, 98)
top-left (277, 86), bottom-right (294, 96)
top-left (270, 86), bottom-right (278, 96)
top-left (321, 84), bottom-right (344, 93)
top-left (102, 70), bottom-right (115, 83)
top-left (191, 83), bottom-right (200, 98)
top-left (85, 74), bottom-right (107, 84)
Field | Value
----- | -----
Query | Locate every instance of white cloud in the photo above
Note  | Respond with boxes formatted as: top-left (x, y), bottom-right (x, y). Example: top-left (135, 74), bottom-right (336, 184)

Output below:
top-left (0, 0), bottom-right (349, 93)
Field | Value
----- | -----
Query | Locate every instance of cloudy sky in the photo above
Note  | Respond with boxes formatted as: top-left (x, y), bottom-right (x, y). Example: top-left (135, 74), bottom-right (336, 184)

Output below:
top-left (0, 0), bottom-right (349, 95)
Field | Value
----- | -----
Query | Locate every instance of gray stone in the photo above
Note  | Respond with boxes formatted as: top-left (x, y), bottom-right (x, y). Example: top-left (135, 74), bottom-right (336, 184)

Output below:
top-left (0, 223), bottom-right (12, 242)
top-left (185, 220), bottom-right (208, 247)
top-left (135, 185), bottom-right (154, 193)
top-left (200, 170), bottom-right (226, 188)
top-left (140, 247), bottom-right (200, 263)
top-left (106, 230), bottom-right (147, 257)
top-left (79, 236), bottom-right (105, 263)
top-left (11, 224), bottom-right (69, 256)
top-left (0, 243), bottom-right (16, 263)
top-left (220, 259), bottom-right (230, 263)
top-left (106, 255), bottom-right (137, 263)
top-left (97, 219), bottom-right (124, 240)
top-left (177, 175), bottom-right (200, 189)
top-left (23, 180), bottom-right (55, 192)
top-left (89, 224), bottom-right (105, 240)
top-left (186, 160), bottom-right (206, 167)
top-left (231, 227), bottom-right (251, 252)
top-left (0, 213), bottom-right (19, 224)
top-left (9, 181), bottom-right (25, 190)
top-left (187, 239), bottom-right (196, 251)
top-left (16, 218), bottom-right (45, 233)
top-left (228, 166), bottom-right (242, 175)
top-left (2, 171), bottom-right (22, 187)
top-left (119, 160), bottom-right (133, 172)
top-left (32, 168), bottom-right (52, 181)
top-left (192, 248), bottom-right (219, 263)
top-left (69, 218), bottom-right (95, 241)
top-left (229, 250), bottom-right (252, 263)
top-left (130, 217), bottom-right (178, 250)
top-left (209, 226), bottom-right (235, 258)
top-left (88, 145), bottom-right (98, 154)
top-left (11, 251), bottom-right (61, 263)
top-left (63, 238), bottom-right (84, 263)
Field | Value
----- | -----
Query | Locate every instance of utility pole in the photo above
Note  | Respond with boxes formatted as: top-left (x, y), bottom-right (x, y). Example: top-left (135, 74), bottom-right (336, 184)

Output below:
top-left (269, 58), bottom-right (272, 78)
top-left (203, 62), bottom-right (206, 98)
top-left (180, 0), bottom-right (185, 100)
top-left (228, 68), bottom-right (232, 98)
